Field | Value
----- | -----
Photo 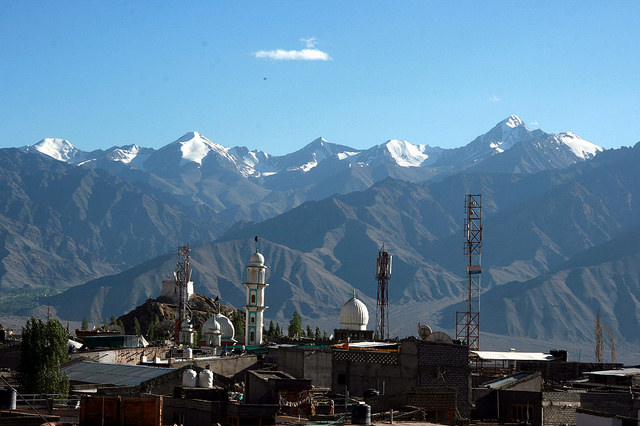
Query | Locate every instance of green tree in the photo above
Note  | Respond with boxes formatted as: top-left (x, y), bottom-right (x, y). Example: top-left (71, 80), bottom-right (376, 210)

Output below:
top-left (315, 326), bottom-right (321, 340)
top-left (134, 318), bottom-right (141, 336)
top-left (81, 316), bottom-right (89, 331)
top-left (267, 320), bottom-right (276, 338)
top-left (276, 323), bottom-right (283, 337)
top-left (306, 324), bottom-right (313, 339)
top-left (110, 314), bottom-right (117, 325)
top-left (288, 311), bottom-right (303, 338)
top-left (147, 316), bottom-right (158, 341)
top-left (19, 317), bottom-right (69, 394)
top-left (232, 312), bottom-right (245, 340)
top-left (322, 330), bottom-right (328, 340)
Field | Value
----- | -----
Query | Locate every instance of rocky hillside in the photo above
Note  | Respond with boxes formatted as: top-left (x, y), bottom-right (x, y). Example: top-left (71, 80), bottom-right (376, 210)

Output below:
top-left (118, 293), bottom-right (245, 340)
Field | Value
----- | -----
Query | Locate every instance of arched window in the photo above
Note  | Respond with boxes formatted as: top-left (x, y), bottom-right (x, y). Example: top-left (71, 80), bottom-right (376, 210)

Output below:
top-left (250, 331), bottom-right (255, 342)
top-left (251, 294), bottom-right (256, 304)
top-left (250, 315), bottom-right (255, 324)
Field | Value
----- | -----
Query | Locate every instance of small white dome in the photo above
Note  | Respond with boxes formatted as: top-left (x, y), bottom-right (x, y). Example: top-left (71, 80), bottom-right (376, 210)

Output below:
top-left (202, 317), bottom-right (221, 335)
top-left (339, 291), bottom-right (369, 331)
top-left (215, 313), bottom-right (235, 339)
top-left (250, 250), bottom-right (265, 266)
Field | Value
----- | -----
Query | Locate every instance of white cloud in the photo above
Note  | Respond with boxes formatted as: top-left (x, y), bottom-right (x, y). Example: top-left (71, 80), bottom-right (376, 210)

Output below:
top-left (489, 95), bottom-right (500, 102)
top-left (300, 37), bottom-right (318, 48)
top-left (530, 120), bottom-right (539, 126)
top-left (254, 38), bottom-right (331, 61)
top-left (254, 48), bottom-right (331, 61)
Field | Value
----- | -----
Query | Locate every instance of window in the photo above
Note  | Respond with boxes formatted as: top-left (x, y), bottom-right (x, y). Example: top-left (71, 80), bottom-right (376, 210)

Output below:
top-left (251, 294), bottom-right (256, 304)
top-left (338, 374), bottom-right (346, 385)
top-left (250, 315), bottom-right (255, 324)
top-left (250, 331), bottom-right (255, 342)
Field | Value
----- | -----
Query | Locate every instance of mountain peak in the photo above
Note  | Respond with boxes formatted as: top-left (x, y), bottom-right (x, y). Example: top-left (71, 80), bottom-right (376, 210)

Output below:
top-left (171, 131), bottom-right (224, 166)
top-left (29, 138), bottom-right (80, 162)
top-left (500, 115), bottom-right (527, 130)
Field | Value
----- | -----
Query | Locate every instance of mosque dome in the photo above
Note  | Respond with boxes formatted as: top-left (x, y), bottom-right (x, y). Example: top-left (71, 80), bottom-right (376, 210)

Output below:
top-left (215, 313), bottom-right (235, 340)
top-left (339, 290), bottom-right (369, 331)
top-left (202, 317), bottom-right (221, 335)
top-left (250, 250), bottom-right (265, 266)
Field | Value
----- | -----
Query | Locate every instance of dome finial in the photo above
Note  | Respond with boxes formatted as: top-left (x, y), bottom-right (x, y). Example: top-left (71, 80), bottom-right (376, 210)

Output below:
top-left (254, 235), bottom-right (259, 253)
top-left (353, 288), bottom-right (356, 299)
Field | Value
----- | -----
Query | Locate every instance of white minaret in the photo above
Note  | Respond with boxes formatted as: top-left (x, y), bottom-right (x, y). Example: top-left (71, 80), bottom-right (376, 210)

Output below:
top-left (244, 241), bottom-right (268, 346)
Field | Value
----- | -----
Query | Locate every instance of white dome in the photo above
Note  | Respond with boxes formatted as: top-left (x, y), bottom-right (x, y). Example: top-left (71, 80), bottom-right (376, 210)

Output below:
top-left (202, 317), bottom-right (221, 335)
top-left (339, 291), bottom-right (369, 331)
top-left (250, 250), bottom-right (265, 266)
top-left (215, 313), bottom-right (235, 339)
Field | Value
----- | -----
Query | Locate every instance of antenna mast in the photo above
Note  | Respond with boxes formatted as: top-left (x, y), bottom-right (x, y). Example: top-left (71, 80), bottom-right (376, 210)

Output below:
top-left (174, 245), bottom-right (191, 342)
top-left (456, 194), bottom-right (482, 350)
top-left (376, 244), bottom-right (392, 340)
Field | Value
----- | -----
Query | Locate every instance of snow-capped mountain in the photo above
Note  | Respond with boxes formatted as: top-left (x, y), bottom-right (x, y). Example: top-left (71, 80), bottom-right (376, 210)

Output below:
top-left (22, 115), bottom-right (601, 179)
top-left (23, 138), bottom-right (87, 163)
top-left (355, 139), bottom-right (444, 167)
top-left (18, 116), bottom-right (603, 226)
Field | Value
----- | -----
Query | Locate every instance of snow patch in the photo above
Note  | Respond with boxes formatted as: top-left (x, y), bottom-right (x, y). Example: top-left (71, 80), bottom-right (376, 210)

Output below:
top-left (108, 145), bottom-right (140, 164)
top-left (337, 151), bottom-right (359, 160)
top-left (502, 115), bottom-right (526, 129)
top-left (557, 133), bottom-right (603, 159)
top-left (31, 138), bottom-right (78, 162)
top-left (385, 140), bottom-right (430, 167)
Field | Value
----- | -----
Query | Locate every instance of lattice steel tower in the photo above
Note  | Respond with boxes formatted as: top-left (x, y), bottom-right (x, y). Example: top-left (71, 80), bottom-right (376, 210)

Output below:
top-left (376, 244), bottom-right (392, 340)
top-left (456, 194), bottom-right (482, 350)
top-left (174, 245), bottom-right (192, 342)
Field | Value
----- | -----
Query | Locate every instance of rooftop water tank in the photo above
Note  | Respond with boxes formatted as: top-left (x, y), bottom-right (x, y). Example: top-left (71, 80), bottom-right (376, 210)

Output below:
top-left (182, 369), bottom-right (197, 387)
top-left (198, 369), bottom-right (213, 388)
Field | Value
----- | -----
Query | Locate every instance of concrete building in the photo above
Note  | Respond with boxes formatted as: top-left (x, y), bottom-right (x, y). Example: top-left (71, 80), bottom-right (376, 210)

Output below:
top-left (332, 339), bottom-right (471, 418)
top-left (265, 345), bottom-right (333, 388)
top-left (244, 249), bottom-right (268, 346)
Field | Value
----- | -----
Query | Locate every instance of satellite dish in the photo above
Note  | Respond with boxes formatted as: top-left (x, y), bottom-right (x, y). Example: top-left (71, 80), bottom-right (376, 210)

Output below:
top-left (418, 324), bottom-right (432, 340)
top-left (427, 331), bottom-right (453, 344)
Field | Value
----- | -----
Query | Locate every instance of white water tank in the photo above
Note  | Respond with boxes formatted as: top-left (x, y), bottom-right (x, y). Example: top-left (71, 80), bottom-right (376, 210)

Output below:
top-left (198, 369), bottom-right (213, 388)
top-left (182, 369), bottom-right (197, 387)
top-left (185, 347), bottom-right (193, 359)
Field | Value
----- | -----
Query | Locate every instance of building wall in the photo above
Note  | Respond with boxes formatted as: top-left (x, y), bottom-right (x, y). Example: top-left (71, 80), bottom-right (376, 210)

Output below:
top-left (417, 341), bottom-right (471, 418)
top-left (519, 362), bottom-right (622, 383)
top-left (581, 393), bottom-right (636, 419)
top-left (70, 347), bottom-right (154, 365)
top-left (543, 391), bottom-right (581, 426)
top-left (331, 343), bottom-right (416, 398)
top-left (270, 347), bottom-right (332, 388)
top-left (171, 354), bottom-right (258, 378)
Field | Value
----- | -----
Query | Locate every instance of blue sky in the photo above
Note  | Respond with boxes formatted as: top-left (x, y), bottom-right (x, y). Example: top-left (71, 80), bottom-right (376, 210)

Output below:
top-left (1, 1), bottom-right (638, 155)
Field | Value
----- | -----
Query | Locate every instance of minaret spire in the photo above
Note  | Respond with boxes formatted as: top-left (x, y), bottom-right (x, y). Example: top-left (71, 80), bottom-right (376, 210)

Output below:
top-left (243, 239), bottom-right (269, 346)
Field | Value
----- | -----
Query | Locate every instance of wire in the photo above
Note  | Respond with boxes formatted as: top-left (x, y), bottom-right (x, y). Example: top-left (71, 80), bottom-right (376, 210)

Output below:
top-left (0, 375), bottom-right (53, 426)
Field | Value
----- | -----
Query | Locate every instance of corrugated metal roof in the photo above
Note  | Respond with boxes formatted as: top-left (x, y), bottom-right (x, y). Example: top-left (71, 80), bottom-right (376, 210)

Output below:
top-left (482, 372), bottom-right (532, 389)
top-left (584, 368), bottom-right (640, 377)
top-left (62, 361), bottom-right (174, 386)
top-left (471, 351), bottom-right (555, 361)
